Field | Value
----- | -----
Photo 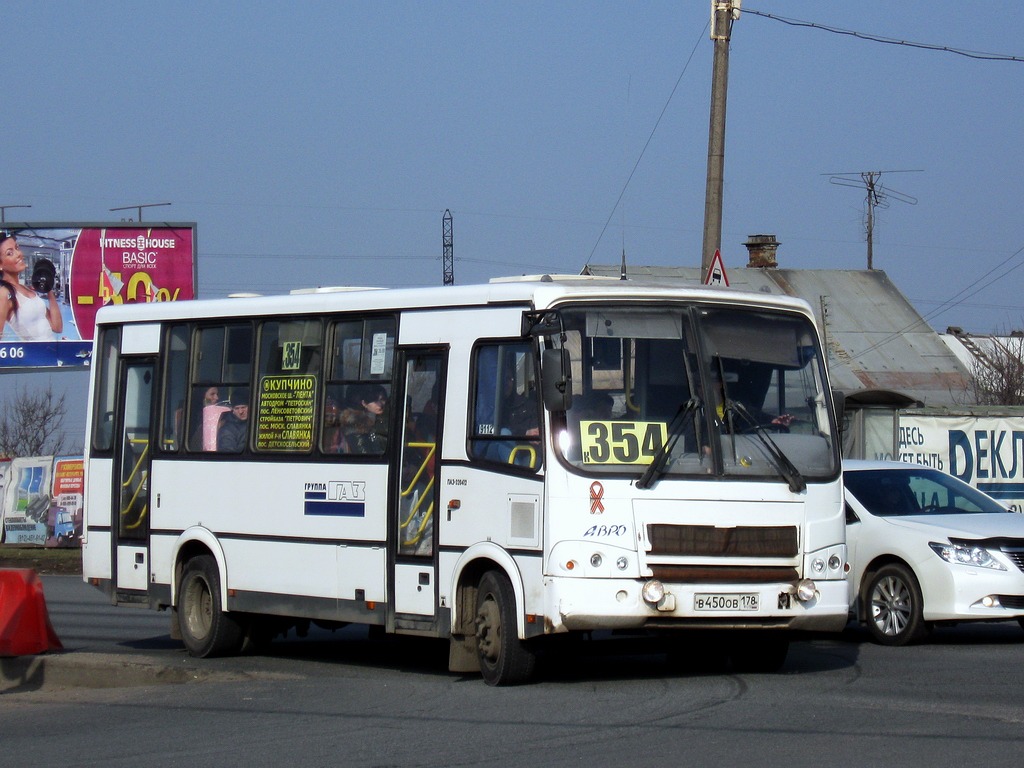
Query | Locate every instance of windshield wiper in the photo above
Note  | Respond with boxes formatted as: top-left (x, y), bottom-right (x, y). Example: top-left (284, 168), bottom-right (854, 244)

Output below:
top-left (725, 401), bottom-right (807, 493)
top-left (636, 398), bottom-right (700, 490)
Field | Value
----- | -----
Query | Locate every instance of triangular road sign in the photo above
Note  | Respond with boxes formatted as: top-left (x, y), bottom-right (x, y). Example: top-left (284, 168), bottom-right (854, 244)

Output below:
top-left (704, 249), bottom-right (730, 286)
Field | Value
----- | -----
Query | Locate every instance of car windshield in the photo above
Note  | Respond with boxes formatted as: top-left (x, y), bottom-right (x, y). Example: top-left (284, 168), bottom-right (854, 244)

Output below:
top-left (549, 303), bottom-right (839, 483)
top-left (845, 467), bottom-right (1009, 517)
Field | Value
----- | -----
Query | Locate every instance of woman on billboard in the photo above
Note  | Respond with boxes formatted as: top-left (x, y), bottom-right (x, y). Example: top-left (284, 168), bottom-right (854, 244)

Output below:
top-left (0, 229), bottom-right (63, 340)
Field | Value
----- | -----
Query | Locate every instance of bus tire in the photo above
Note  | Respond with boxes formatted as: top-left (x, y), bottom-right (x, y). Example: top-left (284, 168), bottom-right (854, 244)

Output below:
top-left (177, 555), bottom-right (244, 658)
top-left (474, 570), bottom-right (536, 686)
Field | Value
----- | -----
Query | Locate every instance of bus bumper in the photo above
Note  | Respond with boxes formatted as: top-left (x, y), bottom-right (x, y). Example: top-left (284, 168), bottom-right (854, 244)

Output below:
top-left (543, 575), bottom-right (848, 634)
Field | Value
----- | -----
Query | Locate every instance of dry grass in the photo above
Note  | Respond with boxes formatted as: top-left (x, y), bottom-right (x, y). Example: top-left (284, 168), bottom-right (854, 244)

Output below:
top-left (0, 545), bottom-right (82, 575)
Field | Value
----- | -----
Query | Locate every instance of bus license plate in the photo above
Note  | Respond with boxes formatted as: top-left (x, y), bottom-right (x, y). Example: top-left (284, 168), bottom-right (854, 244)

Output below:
top-left (694, 593), bottom-right (759, 611)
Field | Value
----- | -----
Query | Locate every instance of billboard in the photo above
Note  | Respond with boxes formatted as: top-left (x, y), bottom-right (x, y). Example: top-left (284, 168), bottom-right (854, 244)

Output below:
top-left (896, 414), bottom-right (1024, 512)
top-left (0, 455), bottom-right (84, 546)
top-left (0, 222), bottom-right (196, 370)
top-left (1, 456), bottom-right (53, 544)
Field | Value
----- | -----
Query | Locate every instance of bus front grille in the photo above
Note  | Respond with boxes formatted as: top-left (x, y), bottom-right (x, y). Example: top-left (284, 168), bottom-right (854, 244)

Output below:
top-left (649, 565), bottom-right (799, 584)
top-left (647, 524), bottom-right (798, 558)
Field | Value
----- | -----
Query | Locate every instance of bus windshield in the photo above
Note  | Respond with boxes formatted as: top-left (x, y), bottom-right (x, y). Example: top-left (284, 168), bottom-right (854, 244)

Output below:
top-left (551, 304), bottom-right (839, 483)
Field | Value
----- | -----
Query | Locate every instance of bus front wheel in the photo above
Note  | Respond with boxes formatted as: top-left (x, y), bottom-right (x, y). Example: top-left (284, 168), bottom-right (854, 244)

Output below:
top-left (474, 570), bottom-right (536, 686)
top-left (178, 555), bottom-right (244, 658)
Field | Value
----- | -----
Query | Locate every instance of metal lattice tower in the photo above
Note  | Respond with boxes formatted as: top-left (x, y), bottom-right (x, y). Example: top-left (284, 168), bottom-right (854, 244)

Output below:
top-left (442, 209), bottom-right (454, 285)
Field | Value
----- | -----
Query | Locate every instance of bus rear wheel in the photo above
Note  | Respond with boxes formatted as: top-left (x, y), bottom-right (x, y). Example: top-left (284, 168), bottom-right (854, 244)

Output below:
top-left (474, 571), bottom-right (536, 686)
top-left (178, 555), bottom-right (244, 658)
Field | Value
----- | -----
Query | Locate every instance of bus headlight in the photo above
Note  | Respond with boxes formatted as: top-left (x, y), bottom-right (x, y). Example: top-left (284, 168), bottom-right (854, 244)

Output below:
top-left (804, 545), bottom-right (846, 580)
top-left (796, 579), bottom-right (817, 602)
top-left (641, 580), bottom-right (665, 605)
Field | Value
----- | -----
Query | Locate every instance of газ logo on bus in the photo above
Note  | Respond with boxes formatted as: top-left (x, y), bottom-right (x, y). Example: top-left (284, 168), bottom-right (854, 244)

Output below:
top-left (303, 481), bottom-right (367, 517)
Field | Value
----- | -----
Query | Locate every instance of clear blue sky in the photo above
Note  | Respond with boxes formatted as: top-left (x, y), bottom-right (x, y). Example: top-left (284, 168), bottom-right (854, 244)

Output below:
top-left (4, 1), bottom-right (1022, 445)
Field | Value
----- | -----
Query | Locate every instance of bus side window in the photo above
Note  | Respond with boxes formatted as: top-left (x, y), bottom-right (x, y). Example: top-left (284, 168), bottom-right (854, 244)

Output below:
top-left (253, 319), bottom-right (322, 454)
top-left (187, 324), bottom-right (253, 453)
top-left (469, 341), bottom-right (542, 471)
top-left (160, 324), bottom-right (190, 452)
top-left (325, 316), bottom-right (396, 457)
top-left (91, 327), bottom-right (121, 454)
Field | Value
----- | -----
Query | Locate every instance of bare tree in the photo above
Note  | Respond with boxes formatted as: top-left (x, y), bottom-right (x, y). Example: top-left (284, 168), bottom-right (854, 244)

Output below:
top-left (0, 382), bottom-right (67, 458)
top-left (970, 335), bottom-right (1024, 406)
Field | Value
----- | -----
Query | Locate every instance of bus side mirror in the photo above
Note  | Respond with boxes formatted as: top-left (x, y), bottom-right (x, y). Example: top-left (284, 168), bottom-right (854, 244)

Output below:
top-left (542, 348), bottom-right (573, 411)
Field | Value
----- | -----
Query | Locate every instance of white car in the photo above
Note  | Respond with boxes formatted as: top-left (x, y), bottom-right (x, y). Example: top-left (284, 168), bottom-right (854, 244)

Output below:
top-left (844, 459), bottom-right (1024, 645)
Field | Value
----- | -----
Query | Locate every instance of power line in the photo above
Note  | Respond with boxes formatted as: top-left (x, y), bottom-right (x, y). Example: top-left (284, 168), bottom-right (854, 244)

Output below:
top-left (847, 242), bottom-right (1024, 361)
top-left (584, 19), bottom-right (709, 267)
top-left (744, 8), bottom-right (1024, 62)
top-left (920, 245), bottom-right (1024, 325)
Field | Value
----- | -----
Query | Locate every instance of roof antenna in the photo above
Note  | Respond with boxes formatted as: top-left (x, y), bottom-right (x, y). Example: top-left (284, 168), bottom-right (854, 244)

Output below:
top-left (620, 247), bottom-right (628, 280)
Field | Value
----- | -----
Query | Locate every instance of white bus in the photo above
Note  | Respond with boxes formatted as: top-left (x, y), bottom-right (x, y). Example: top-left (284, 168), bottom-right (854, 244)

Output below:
top-left (82, 276), bottom-right (847, 684)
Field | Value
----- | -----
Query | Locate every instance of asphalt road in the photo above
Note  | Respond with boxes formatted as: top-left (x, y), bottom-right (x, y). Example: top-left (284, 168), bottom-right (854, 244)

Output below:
top-left (1, 575), bottom-right (1023, 768)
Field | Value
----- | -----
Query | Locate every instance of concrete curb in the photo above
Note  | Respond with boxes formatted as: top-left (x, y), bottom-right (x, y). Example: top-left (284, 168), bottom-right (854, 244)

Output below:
top-left (0, 651), bottom-right (260, 694)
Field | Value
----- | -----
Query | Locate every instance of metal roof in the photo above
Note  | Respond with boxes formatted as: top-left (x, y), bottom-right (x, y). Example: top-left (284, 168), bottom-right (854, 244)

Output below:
top-left (583, 264), bottom-right (972, 407)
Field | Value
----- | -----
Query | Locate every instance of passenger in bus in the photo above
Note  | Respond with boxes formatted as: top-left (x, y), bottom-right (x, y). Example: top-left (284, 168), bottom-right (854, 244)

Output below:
top-left (202, 386), bottom-right (220, 406)
top-left (340, 384), bottom-right (388, 454)
top-left (322, 396), bottom-right (349, 453)
top-left (217, 390), bottom-right (250, 452)
top-left (707, 368), bottom-right (793, 436)
top-left (191, 386), bottom-right (230, 451)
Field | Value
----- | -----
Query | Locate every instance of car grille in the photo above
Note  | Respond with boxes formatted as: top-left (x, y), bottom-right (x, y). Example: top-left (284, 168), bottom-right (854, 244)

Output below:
top-left (1001, 546), bottom-right (1024, 573)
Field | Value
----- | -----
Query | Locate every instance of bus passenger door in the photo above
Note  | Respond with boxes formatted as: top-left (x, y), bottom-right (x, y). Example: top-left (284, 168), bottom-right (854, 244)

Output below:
top-left (113, 359), bottom-right (155, 595)
top-left (392, 350), bottom-right (445, 620)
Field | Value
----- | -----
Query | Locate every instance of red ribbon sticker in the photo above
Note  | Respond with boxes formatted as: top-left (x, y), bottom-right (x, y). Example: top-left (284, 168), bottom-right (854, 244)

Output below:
top-left (589, 481), bottom-right (605, 514)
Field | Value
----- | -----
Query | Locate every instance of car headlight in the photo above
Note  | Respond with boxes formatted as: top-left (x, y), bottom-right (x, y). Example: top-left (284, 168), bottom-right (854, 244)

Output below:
top-left (929, 542), bottom-right (1006, 571)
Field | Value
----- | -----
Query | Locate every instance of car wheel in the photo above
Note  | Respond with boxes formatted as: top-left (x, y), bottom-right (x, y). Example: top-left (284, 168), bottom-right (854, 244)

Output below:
top-left (864, 563), bottom-right (928, 646)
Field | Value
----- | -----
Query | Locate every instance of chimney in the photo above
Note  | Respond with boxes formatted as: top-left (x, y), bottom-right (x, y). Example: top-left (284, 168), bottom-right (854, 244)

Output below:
top-left (744, 234), bottom-right (779, 269)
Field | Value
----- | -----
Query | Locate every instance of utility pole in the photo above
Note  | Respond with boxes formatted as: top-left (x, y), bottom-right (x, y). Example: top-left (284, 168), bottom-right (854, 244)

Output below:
top-left (701, 1), bottom-right (741, 282)
top-left (442, 209), bottom-right (454, 286)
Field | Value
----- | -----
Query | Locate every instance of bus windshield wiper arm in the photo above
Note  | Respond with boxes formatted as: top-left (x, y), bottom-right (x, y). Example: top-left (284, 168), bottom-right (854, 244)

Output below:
top-left (636, 398), bottom-right (700, 490)
top-left (726, 401), bottom-right (807, 493)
